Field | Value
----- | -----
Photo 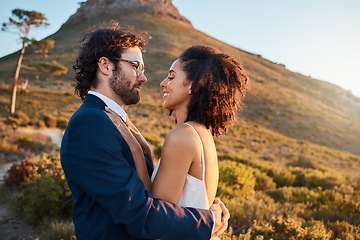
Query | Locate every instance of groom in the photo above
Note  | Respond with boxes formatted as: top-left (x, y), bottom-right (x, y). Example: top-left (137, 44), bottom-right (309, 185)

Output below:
top-left (60, 22), bottom-right (228, 240)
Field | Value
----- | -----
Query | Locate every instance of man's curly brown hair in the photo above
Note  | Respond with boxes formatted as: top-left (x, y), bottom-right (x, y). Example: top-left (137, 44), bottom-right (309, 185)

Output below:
top-left (73, 21), bottom-right (150, 100)
top-left (180, 45), bottom-right (250, 137)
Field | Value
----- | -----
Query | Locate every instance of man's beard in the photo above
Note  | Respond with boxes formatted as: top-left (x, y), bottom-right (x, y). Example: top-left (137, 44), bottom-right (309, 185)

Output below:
top-left (110, 70), bottom-right (140, 105)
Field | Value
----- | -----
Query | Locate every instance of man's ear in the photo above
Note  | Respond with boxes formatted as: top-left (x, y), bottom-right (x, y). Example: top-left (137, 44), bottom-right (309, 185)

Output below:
top-left (97, 57), bottom-right (113, 76)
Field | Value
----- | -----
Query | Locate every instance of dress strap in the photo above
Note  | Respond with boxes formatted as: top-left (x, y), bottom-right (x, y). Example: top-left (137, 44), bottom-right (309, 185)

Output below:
top-left (183, 122), bottom-right (205, 181)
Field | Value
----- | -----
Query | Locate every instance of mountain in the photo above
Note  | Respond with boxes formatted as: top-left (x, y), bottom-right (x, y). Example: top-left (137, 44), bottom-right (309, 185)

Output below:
top-left (0, 0), bottom-right (359, 157)
top-left (1, 1), bottom-right (360, 237)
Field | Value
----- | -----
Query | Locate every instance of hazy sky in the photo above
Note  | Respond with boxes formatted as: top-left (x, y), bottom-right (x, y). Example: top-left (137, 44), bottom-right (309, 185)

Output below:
top-left (1, 0), bottom-right (359, 96)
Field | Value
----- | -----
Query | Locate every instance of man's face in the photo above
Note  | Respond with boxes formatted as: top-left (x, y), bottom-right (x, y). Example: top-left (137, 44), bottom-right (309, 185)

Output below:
top-left (109, 47), bottom-right (147, 105)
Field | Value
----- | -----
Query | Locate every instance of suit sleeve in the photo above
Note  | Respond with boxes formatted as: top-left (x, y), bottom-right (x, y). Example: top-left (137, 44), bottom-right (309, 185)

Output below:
top-left (60, 108), bottom-right (214, 239)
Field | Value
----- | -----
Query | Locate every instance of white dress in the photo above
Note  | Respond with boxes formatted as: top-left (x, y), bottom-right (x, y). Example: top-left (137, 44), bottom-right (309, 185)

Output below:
top-left (151, 123), bottom-right (220, 239)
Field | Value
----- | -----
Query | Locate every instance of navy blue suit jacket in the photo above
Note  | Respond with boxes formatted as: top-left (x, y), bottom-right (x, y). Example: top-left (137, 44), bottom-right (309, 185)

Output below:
top-left (60, 94), bottom-right (213, 240)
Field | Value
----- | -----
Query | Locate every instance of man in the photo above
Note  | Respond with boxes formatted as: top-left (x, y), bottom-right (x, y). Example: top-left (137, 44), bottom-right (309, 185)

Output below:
top-left (60, 22), bottom-right (228, 240)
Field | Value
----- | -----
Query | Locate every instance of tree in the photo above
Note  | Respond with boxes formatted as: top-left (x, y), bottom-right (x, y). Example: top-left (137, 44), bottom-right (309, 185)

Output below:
top-left (29, 39), bottom-right (55, 58)
top-left (2, 9), bottom-right (49, 115)
top-left (38, 60), bottom-right (68, 76)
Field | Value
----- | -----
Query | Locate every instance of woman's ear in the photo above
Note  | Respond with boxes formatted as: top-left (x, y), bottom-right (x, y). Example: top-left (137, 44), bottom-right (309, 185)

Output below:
top-left (97, 57), bottom-right (113, 76)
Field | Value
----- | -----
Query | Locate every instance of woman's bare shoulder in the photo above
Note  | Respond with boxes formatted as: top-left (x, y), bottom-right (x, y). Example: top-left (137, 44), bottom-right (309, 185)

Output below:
top-left (163, 123), bottom-right (200, 152)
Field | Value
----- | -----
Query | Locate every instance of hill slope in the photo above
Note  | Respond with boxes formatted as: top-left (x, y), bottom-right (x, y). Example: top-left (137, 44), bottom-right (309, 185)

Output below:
top-left (0, 0), bottom-right (359, 157)
top-left (1, 1), bottom-right (360, 238)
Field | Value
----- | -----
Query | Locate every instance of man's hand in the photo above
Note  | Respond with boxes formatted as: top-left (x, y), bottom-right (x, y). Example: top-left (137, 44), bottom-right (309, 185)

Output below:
top-left (210, 197), bottom-right (230, 238)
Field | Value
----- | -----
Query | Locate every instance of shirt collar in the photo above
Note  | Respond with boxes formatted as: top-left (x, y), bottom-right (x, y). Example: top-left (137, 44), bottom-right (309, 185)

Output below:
top-left (88, 90), bottom-right (127, 122)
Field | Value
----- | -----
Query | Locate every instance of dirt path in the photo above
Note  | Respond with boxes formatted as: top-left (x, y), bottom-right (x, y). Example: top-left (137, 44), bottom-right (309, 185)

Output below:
top-left (20, 128), bottom-right (64, 147)
top-left (0, 202), bottom-right (40, 240)
top-left (0, 128), bottom-right (63, 240)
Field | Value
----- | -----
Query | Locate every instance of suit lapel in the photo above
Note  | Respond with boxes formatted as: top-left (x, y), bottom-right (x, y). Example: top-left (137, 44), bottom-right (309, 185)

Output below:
top-left (83, 94), bottom-right (107, 110)
top-left (83, 93), bottom-right (154, 176)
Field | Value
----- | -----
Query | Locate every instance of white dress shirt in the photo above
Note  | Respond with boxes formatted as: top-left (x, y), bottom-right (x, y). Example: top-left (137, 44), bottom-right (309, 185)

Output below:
top-left (88, 90), bottom-right (127, 122)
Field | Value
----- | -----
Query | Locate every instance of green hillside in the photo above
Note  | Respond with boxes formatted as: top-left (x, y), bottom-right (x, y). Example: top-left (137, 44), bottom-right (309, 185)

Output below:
top-left (1, 2), bottom-right (360, 239)
top-left (1, 10), bottom-right (359, 155)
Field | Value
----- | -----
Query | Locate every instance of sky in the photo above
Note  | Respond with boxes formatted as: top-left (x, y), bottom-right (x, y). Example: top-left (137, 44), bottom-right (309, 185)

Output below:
top-left (0, 0), bottom-right (359, 97)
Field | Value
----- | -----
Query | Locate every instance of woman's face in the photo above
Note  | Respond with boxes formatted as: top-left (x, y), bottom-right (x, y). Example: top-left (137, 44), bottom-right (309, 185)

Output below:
top-left (160, 59), bottom-right (192, 111)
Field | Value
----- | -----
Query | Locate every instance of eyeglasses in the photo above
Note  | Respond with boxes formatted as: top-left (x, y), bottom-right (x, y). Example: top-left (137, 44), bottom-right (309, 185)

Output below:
top-left (111, 57), bottom-right (144, 77)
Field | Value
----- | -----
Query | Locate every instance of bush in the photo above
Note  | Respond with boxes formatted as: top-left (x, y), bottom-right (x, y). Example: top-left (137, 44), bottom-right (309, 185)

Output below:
top-left (3, 111), bottom-right (31, 127)
top-left (153, 145), bottom-right (162, 160)
top-left (327, 220), bottom-right (360, 240)
top-left (15, 153), bottom-right (72, 224)
top-left (143, 132), bottom-right (164, 159)
top-left (0, 136), bottom-right (18, 152)
top-left (218, 160), bottom-right (256, 197)
top-left (17, 136), bottom-right (48, 152)
top-left (4, 158), bottom-right (34, 188)
top-left (4, 116), bottom-right (19, 127)
top-left (43, 114), bottom-right (57, 128)
top-left (253, 169), bottom-right (276, 191)
top-left (14, 110), bottom-right (30, 126)
top-left (40, 220), bottom-right (76, 240)
top-left (271, 169), bottom-right (296, 187)
top-left (222, 191), bottom-right (281, 234)
top-left (36, 119), bottom-right (46, 128)
top-left (251, 216), bottom-right (332, 240)
top-left (56, 117), bottom-right (68, 129)
top-left (294, 168), bottom-right (338, 189)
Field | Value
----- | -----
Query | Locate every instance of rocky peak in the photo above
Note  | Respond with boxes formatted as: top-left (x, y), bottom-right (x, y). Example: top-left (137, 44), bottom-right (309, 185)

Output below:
top-left (63, 0), bottom-right (190, 26)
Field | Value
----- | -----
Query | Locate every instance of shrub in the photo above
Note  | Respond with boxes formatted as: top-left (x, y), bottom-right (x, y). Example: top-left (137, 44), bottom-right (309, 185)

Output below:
top-left (3, 111), bottom-right (31, 127)
top-left (317, 189), bottom-right (344, 205)
top-left (4, 116), bottom-right (19, 127)
top-left (36, 119), bottom-right (46, 128)
top-left (223, 192), bottom-right (281, 234)
top-left (143, 132), bottom-right (163, 146)
top-left (17, 136), bottom-right (48, 152)
top-left (40, 220), bottom-right (76, 240)
top-left (15, 153), bottom-right (72, 224)
top-left (220, 227), bottom-right (251, 240)
top-left (251, 216), bottom-right (333, 240)
top-left (294, 168), bottom-right (338, 189)
top-left (13, 110), bottom-right (30, 126)
top-left (327, 220), bottom-right (360, 240)
top-left (43, 114), bottom-right (57, 128)
top-left (153, 145), bottom-right (162, 160)
top-left (0, 136), bottom-right (18, 152)
top-left (303, 220), bottom-right (333, 240)
top-left (253, 169), bottom-right (276, 191)
top-left (4, 158), bottom-right (34, 188)
top-left (218, 160), bottom-right (256, 197)
top-left (56, 117), bottom-right (68, 129)
top-left (271, 169), bottom-right (296, 187)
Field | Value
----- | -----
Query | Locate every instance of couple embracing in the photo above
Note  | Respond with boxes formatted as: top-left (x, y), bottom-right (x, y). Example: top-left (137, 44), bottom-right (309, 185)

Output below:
top-left (60, 21), bottom-right (249, 240)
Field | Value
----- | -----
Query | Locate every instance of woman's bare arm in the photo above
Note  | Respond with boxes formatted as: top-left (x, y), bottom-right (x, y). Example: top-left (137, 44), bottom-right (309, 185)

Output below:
top-left (151, 126), bottom-right (197, 203)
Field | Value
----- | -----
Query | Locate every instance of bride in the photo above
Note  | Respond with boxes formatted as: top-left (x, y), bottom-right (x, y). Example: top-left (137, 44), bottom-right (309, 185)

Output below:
top-left (107, 45), bottom-right (249, 239)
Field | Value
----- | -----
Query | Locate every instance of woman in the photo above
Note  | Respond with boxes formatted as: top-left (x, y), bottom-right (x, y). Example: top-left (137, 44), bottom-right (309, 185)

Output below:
top-left (106, 45), bottom-right (249, 237)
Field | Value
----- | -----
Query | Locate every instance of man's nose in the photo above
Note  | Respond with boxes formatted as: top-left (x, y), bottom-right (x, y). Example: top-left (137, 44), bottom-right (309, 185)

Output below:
top-left (137, 72), bottom-right (147, 83)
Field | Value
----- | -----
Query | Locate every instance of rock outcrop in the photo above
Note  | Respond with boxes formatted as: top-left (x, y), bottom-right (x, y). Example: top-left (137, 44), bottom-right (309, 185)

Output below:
top-left (63, 0), bottom-right (190, 26)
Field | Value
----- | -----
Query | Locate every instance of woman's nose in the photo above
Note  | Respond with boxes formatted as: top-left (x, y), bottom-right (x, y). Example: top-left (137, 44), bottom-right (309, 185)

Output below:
top-left (160, 78), bottom-right (167, 88)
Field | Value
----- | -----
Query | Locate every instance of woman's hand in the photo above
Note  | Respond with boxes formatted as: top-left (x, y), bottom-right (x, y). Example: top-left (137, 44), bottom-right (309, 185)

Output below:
top-left (104, 107), bottom-right (151, 191)
top-left (126, 119), bottom-right (153, 166)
